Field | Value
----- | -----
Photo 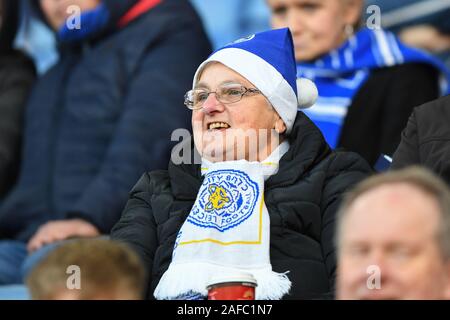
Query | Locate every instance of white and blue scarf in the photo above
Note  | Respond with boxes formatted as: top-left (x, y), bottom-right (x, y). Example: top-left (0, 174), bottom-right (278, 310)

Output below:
top-left (298, 27), bottom-right (450, 149)
top-left (154, 141), bottom-right (292, 300)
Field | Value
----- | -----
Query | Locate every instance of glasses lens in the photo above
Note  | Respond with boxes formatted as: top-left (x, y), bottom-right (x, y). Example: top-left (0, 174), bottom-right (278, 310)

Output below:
top-left (184, 90), bottom-right (208, 109)
top-left (218, 84), bottom-right (246, 104)
top-left (193, 90), bottom-right (210, 107)
top-left (185, 85), bottom-right (251, 109)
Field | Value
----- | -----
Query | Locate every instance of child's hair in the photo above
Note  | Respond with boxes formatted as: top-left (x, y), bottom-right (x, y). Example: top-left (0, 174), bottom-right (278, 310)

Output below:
top-left (26, 238), bottom-right (146, 300)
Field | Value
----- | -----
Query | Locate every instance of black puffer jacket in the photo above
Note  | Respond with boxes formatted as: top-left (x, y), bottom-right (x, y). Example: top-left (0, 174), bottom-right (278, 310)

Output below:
top-left (111, 113), bottom-right (372, 299)
top-left (392, 95), bottom-right (450, 185)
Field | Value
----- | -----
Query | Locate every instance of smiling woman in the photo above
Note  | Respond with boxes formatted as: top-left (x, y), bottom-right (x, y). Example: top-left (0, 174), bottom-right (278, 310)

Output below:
top-left (267, 0), bottom-right (449, 167)
top-left (268, 0), bottom-right (362, 61)
top-left (190, 62), bottom-right (284, 163)
top-left (111, 28), bottom-right (372, 300)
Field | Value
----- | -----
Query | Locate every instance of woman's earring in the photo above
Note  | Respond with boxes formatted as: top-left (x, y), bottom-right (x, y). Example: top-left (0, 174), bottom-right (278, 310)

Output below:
top-left (344, 24), bottom-right (354, 38)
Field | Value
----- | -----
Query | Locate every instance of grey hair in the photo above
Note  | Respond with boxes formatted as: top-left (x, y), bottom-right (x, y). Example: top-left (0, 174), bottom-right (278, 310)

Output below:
top-left (336, 166), bottom-right (450, 260)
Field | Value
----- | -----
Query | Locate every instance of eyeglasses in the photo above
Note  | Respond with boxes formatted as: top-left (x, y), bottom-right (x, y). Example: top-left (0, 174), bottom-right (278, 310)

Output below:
top-left (184, 83), bottom-right (262, 110)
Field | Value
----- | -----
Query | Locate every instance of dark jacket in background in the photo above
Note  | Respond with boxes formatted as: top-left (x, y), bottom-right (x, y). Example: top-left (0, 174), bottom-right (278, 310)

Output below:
top-left (392, 95), bottom-right (450, 185)
top-left (338, 63), bottom-right (439, 167)
top-left (111, 113), bottom-right (372, 300)
top-left (0, 0), bottom-right (36, 198)
top-left (0, 52), bottom-right (36, 198)
top-left (0, 0), bottom-right (19, 52)
top-left (0, 0), bottom-right (211, 241)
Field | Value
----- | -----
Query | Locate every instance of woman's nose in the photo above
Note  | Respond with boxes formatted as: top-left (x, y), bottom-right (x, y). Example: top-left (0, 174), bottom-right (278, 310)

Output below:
top-left (287, 10), bottom-right (304, 36)
top-left (202, 93), bottom-right (225, 114)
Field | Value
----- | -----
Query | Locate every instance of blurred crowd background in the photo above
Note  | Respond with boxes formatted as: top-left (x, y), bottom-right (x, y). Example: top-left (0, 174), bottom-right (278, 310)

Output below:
top-left (15, 0), bottom-right (450, 74)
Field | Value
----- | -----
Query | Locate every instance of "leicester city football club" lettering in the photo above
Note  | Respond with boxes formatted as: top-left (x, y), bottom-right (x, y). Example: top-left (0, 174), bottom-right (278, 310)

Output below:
top-left (187, 170), bottom-right (259, 232)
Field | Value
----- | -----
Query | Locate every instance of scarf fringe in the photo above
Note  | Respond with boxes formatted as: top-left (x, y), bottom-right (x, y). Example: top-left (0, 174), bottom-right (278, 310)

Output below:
top-left (154, 262), bottom-right (291, 300)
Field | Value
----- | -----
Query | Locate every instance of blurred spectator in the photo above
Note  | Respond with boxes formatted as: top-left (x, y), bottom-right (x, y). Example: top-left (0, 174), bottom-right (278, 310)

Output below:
top-left (26, 239), bottom-right (145, 299)
top-left (365, 0), bottom-right (450, 67)
top-left (0, 0), bottom-right (36, 198)
top-left (189, 0), bottom-right (270, 49)
top-left (18, 0), bottom-right (267, 67)
top-left (0, 0), bottom-right (211, 285)
top-left (392, 95), bottom-right (450, 185)
top-left (268, 0), bottom-right (450, 167)
top-left (336, 167), bottom-right (450, 299)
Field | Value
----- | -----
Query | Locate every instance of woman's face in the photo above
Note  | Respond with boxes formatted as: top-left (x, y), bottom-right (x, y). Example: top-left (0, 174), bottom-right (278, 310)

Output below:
top-left (40, 0), bottom-right (100, 30)
top-left (268, 0), bottom-right (362, 61)
top-left (192, 63), bottom-right (286, 163)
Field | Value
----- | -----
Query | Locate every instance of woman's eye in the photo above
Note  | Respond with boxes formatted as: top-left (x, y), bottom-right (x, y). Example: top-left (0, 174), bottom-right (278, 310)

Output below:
top-left (224, 89), bottom-right (243, 97)
top-left (195, 92), bottom-right (209, 102)
top-left (272, 6), bottom-right (287, 16)
top-left (300, 3), bottom-right (319, 12)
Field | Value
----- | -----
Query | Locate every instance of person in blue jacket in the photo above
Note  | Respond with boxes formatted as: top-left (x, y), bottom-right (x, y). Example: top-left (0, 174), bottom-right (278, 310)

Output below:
top-left (0, 0), bottom-right (211, 284)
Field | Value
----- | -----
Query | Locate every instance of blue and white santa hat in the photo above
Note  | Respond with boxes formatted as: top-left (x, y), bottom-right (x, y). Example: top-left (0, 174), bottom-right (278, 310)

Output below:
top-left (193, 28), bottom-right (318, 134)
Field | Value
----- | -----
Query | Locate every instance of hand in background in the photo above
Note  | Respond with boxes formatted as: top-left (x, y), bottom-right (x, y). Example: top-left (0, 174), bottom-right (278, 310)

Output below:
top-left (27, 219), bottom-right (100, 253)
top-left (400, 24), bottom-right (450, 53)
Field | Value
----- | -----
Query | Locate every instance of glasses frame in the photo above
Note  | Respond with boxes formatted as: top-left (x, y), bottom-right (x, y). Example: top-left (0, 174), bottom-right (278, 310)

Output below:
top-left (184, 84), bottom-right (262, 110)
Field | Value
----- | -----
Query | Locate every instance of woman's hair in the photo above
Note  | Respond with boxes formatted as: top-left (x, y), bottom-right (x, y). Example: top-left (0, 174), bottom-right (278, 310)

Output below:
top-left (0, 0), bottom-right (20, 53)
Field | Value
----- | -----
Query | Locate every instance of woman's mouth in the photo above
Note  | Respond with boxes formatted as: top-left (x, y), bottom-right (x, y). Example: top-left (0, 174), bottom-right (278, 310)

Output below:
top-left (207, 122), bottom-right (231, 131)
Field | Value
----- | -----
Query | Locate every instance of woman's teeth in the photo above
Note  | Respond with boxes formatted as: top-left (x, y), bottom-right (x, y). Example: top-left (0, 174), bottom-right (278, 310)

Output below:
top-left (208, 122), bottom-right (230, 130)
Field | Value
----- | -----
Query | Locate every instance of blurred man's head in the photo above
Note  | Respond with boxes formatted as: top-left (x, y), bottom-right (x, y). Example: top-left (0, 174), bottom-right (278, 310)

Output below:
top-left (337, 167), bottom-right (450, 300)
top-left (26, 239), bottom-right (145, 300)
top-left (39, 0), bottom-right (100, 30)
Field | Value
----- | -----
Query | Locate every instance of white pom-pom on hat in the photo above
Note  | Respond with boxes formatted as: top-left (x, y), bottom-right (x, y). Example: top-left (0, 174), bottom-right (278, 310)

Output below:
top-left (297, 78), bottom-right (318, 109)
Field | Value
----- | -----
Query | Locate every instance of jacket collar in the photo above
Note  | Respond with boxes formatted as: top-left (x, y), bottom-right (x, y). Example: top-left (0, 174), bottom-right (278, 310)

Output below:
top-left (267, 112), bottom-right (331, 189)
top-left (169, 112), bottom-right (331, 200)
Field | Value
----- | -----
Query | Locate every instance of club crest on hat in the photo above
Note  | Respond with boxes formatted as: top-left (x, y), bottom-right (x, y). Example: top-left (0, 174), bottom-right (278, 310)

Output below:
top-left (188, 170), bottom-right (259, 232)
